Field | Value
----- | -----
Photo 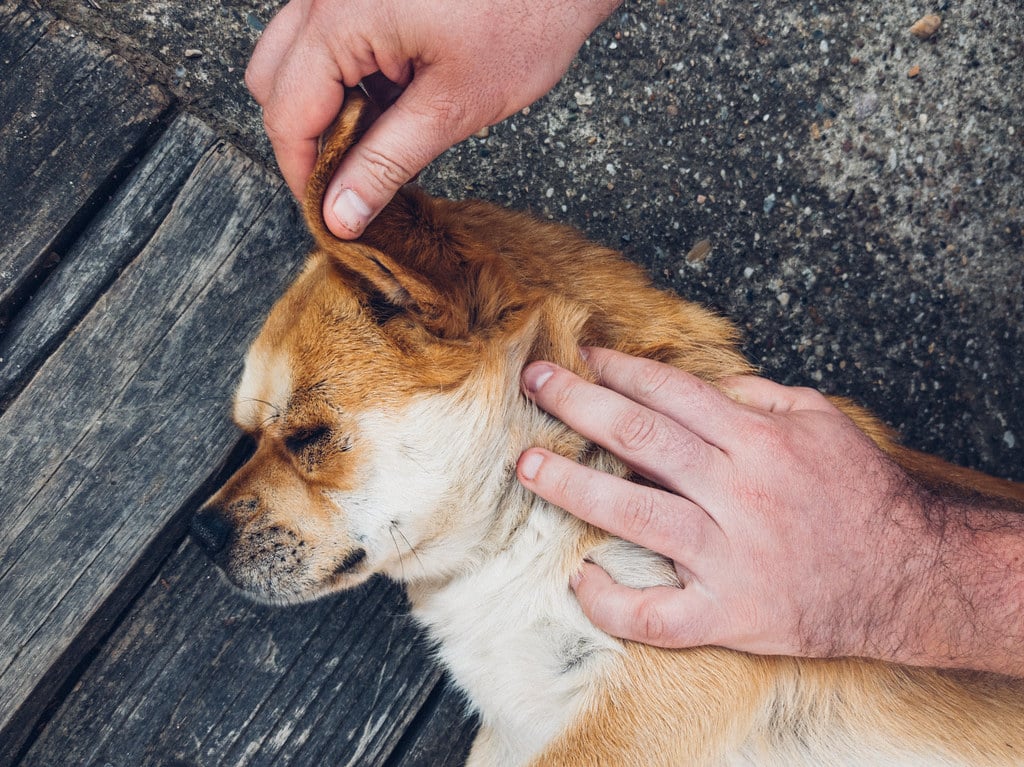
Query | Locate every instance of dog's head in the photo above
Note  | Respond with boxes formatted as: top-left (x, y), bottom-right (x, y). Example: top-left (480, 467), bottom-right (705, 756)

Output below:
top-left (191, 89), bottom-right (748, 605)
top-left (190, 90), bottom-right (601, 604)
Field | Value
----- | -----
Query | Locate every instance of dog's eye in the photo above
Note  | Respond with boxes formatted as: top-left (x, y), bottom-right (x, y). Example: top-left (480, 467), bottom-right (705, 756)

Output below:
top-left (284, 425), bottom-right (331, 455)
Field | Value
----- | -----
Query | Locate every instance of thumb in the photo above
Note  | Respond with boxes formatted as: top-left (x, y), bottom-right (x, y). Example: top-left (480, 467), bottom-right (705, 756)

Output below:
top-left (572, 562), bottom-right (712, 648)
top-left (322, 76), bottom-right (483, 238)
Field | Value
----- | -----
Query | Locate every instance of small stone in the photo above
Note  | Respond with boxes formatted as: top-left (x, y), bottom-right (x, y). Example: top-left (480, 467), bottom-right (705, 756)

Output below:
top-left (907, 65), bottom-right (921, 78)
top-left (909, 14), bottom-right (942, 40)
top-left (686, 239), bottom-right (712, 262)
top-left (184, 48), bottom-right (203, 59)
top-left (854, 92), bottom-right (880, 120)
top-left (696, 194), bottom-right (707, 205)
top-left (777, 292), bottom-right (791, 307)
top-left (763, 193), bottom-right (776, 213)
top-left (809, 122), bottom-right (821, 140)
top-left (574, 89), bottom-right (596, 107)
top-left (473, 126), bottom-right (490, 139)
top-left (245, 13), bottom-right (265, 32)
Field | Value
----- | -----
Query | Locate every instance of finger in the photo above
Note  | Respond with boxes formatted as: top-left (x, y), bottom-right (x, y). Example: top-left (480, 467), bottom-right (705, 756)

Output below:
top-left (571, 562), bottom-right (713, 648)
top-left (719, 375), bottom-right (835, 415)
top-left (521, 361), bottom-right (722, 494)
top-left (323, 73), bottom-right (488, 238)
top-left (260, 38), bottom-right (361, 198)
top-left (580, 347), bottom-right (754, 450)
top-left (245, 0), bottom-right (307, 105)
top-left (516, 449), bottom-right (721, 565)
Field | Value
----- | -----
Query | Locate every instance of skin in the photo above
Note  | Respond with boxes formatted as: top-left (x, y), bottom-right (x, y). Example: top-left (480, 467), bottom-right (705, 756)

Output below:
top-left (245, 0), bottom-right (620, 238)
top-left (516, 348), bottom-right (1024, 677)
top-left (248, 2), bottom-right (1024, 676)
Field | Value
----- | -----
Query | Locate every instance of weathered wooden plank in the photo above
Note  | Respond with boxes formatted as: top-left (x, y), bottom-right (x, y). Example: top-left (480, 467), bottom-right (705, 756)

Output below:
top-left (386, 684), bottom-right (479, 767)
top-left (0, 113), bottom-right (217, 408)
top-left (19, 541), bottom-right (475, 767)
top-left (0, 141), bottom-right (306, 765)
top-left (0, 0), bottom-right (170, 318)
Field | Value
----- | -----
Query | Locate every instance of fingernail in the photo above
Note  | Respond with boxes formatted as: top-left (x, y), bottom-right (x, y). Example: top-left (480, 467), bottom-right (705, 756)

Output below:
top-left (332, 187), bottom-right (372, 234)
top-left (518, 451), bottom-right (544, 481)
top-left (522, 363), bottom-right (554, 394)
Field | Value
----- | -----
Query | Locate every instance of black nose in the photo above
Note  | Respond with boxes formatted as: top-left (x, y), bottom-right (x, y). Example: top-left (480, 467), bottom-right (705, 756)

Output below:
top-left (190, 506), bottom-right (234, 562)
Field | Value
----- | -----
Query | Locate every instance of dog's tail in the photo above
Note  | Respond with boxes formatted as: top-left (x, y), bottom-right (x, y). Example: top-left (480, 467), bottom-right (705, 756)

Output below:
top-left (302, 87), bottom-right (382, 247)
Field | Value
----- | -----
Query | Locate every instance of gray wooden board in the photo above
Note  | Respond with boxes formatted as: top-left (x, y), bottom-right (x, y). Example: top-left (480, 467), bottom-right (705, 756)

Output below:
top-left (0, 0), bottom-right (170, 317)
top-left (0, 113), bottom-right (218, 407)
top-left (20, 541), bottom-right (477, 766)
top-left (385, 684), bottom-right (478, 767)
top-left (0, 138), bottom-right (307, 763)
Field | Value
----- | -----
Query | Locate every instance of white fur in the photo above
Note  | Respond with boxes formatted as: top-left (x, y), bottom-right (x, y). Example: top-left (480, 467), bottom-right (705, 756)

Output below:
top-left (412, 498), bottom-right (621, 765)
top-left (326, 388), bottom-right (519, 584)
top-left (233, 346), bottom-right (292, 431)
top-left (324, 376), bottom-right (690, 765)
top-left (321, 374), bottom-right (618, 763)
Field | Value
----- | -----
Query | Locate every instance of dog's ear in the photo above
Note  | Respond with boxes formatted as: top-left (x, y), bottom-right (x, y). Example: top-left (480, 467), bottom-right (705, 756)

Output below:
top-left (302, 88), bottom-right (483, 338)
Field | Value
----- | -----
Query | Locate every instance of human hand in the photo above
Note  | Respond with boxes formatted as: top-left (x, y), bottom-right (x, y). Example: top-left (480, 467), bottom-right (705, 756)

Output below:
top-left (245, 0), bottom-right (619, 238)
top-left (516, 348), bottom-right (956, 662)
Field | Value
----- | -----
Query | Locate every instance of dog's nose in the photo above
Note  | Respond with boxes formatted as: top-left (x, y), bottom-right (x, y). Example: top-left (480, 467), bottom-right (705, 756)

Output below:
top-left (190, 505), bottom-right (234, 561)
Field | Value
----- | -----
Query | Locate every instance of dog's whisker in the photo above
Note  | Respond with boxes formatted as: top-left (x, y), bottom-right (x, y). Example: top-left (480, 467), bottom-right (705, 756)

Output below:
top-left (392, 522), bottom-right (428, 581)
top-left (387, 524), bottom-right (406, 582)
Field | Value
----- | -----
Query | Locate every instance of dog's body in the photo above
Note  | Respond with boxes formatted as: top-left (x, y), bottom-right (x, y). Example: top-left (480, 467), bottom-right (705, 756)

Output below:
top-left (193, 92), bottom-right (1024, 766)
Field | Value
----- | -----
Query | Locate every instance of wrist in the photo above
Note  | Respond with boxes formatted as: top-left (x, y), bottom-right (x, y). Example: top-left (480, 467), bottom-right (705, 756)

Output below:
top-left (877, 490), bottom-right (1024, 676)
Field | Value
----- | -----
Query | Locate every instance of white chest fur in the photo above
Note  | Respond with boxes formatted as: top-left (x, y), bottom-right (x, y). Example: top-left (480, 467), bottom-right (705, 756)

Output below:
top-left (409, 502), bottom-right (622, 765)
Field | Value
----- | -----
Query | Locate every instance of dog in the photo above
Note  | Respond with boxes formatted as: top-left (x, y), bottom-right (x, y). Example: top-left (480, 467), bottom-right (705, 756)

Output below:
top-left (191, 90), bottom-right (1024, 766)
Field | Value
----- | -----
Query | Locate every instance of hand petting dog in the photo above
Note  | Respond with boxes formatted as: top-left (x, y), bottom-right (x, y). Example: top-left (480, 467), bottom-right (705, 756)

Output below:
top-left (517, 348), bottom-right (1024, 677)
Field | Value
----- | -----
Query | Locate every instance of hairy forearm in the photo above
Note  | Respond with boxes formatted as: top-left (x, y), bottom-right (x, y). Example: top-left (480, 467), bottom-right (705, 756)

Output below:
top-left (889, 492), bottom-right (1024, 677)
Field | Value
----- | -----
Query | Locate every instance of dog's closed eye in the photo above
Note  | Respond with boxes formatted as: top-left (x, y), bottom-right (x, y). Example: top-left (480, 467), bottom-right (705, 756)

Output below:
top-left (284, 425), bottom-right (332, 455)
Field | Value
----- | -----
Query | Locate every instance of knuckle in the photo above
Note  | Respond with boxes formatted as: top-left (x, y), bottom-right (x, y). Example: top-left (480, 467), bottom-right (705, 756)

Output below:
top-left (357, 144), bottom-right (416, 195)
top-left (632, 360), bottom-right (676, 401)
top-left (550, 466), bottom-right (579, 506)
top-left (612, 406), bottom-right (661, 453)
top-left (794, 386), bottom-right (831, 409)
top-left (260, 107), bottom-right (289, 144)
top-left (633, 595), bottom-right (667, 643)
top-left (744, 412), bottom-right (785, 450)
top-left (618, 490), bottom-right (660, 541)
top-left (243, 64), bottom-right (263, 101)
top-left (545, 372), bottom-right (583, 413)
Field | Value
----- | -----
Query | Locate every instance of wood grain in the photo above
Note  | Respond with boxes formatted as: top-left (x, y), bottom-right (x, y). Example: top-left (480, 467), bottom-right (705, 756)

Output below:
top-left (0, 113), bottom-right (217, 408)
top-left (0, 137), bottom-right (305, 764)
top-left (19, 543), bottom-right (476, 767)
top-left (0, 0), bottom-right (170, 319)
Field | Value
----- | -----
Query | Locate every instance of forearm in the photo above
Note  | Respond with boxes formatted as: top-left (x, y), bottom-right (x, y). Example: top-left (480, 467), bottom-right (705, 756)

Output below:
top-left (888, 493), bottom-right (1024, 677)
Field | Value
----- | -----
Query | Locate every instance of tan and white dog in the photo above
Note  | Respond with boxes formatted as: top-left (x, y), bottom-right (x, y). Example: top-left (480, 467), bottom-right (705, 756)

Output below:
top-left (192, 91), bottom-right (1024, 766)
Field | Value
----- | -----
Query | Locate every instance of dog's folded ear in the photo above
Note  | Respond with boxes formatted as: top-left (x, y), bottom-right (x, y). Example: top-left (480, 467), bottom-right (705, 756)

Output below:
top-left (301, 87), bottom-right (483, 338)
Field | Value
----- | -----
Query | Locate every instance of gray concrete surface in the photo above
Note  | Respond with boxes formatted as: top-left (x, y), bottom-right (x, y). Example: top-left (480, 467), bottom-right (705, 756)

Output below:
top-left (41, 0), bottom-right (1022, 481)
